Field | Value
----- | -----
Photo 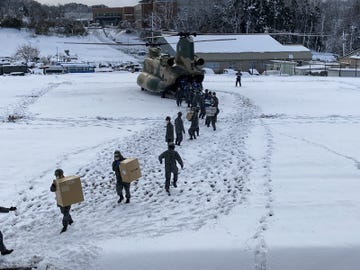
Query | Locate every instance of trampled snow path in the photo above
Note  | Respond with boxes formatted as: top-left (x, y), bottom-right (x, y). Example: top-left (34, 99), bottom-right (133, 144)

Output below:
top-left (0, 89), bottom-right (275, 269)
top-left (252, 119), bottom-right (275, 270)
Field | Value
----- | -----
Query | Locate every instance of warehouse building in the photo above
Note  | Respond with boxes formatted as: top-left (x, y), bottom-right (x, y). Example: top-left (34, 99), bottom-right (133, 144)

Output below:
top-left (160, 34), bottom-right (311, 74)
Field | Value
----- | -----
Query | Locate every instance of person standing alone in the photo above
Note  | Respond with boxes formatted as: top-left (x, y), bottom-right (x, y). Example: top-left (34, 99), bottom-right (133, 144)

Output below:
top-left (236, 71), bottom-right (242, 87)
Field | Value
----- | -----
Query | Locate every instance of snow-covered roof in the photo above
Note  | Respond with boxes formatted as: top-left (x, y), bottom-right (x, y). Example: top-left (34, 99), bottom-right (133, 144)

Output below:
top-left (164, 34), bottom-right (310, 53)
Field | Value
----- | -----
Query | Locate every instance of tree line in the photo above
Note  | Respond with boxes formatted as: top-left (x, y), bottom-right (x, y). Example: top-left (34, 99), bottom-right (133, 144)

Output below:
top-left (1, 0), bottom-right (359, 56)
top-left (0, 0), bottom-right (93, 35)
top-left (152, 0), bottom-right (360, 56)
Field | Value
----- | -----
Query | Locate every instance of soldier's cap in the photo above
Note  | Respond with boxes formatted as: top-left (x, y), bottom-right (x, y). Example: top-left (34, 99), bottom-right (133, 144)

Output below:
top-left (178, 111), bottom-right (182, 116)
top-left (165, 116), bottom-right (171, 121)
top-left (168, 142), bottom-right (175, 149)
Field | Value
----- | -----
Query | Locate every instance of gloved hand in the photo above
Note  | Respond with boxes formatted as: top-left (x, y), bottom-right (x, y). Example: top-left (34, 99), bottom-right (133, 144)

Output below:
top-left (9, 206), bottom-right (17, 211)
top-left (160, 161), bottom-right (162, 164)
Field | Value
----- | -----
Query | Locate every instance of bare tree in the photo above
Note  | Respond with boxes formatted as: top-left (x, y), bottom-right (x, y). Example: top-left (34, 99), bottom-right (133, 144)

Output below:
top-left (15, 44), bottom-right (40, 66)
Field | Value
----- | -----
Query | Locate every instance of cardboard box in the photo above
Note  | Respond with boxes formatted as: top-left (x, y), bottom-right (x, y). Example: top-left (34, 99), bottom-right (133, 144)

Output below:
top-left (186, 111), bottom-right (193, 121)
top-left (120, 158), bottom-right (142, 183)
top-left (206, 107), bottom-right (217, 117)
top-left (55, 176), bottom-right (84, 207)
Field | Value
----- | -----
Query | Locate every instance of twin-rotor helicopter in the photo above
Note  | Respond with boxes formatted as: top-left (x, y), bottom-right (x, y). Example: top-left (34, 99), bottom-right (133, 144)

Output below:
top-left (66, 31), bottom-right (235, 97)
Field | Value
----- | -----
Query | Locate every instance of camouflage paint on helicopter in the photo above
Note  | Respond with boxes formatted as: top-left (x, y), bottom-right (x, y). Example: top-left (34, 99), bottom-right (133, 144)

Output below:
top-left (137, 33), bottom-right (205, 96)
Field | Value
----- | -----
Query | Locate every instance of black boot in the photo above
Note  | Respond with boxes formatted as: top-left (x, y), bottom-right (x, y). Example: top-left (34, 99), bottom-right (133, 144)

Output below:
top-left (60, 226), bottom-right (67, 234)
top-left (69, 219), bottom-right (74, 225)
top-left (173, 181), bottom-right (177, 188)
top-left (125, 198), bottom-right (130, 204)
top-left (1, 249), bottom-right (14, 256)
top-left (117, 196), bottom-right (124, 204)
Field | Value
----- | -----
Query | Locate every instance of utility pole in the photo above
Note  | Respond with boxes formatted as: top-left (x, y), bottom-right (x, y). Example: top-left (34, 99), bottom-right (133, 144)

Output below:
top-left (151, 12), bottom-right (154, 43)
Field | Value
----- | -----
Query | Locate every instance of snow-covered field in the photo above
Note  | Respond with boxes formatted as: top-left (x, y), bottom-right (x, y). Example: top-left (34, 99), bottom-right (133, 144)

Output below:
top-left (0, 28), bottom-right (360, 270)
top-left (0, 28), bottom-right (140, 64)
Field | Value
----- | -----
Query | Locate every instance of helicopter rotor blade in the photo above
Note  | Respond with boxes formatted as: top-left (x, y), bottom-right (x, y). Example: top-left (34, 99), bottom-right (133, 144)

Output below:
top-left (193, 38), bottom-right (237, 43)
top-left (266, 32), bottom-right (330, 37)
top-left (64, 41), bottom-right (147, 46)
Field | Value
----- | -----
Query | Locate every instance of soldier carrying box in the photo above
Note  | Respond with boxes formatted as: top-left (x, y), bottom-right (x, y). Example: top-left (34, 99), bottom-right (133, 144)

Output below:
top-left (112, 150), bottom-right (131, 204)
top-left (50, 169), bottom-right (74, 234)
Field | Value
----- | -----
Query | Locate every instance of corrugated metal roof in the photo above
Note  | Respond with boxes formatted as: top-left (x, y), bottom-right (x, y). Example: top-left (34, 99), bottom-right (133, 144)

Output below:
top-left (164, 34), bottom-right (310, 53)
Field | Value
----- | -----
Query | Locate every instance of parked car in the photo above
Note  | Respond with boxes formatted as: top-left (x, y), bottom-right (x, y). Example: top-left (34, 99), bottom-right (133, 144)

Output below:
top-left (223, 68), bottom-right (237, 75)
top-left (248, 68), bottom-right (260, 75)
top-left (202, 67), bottom-right (215, 74)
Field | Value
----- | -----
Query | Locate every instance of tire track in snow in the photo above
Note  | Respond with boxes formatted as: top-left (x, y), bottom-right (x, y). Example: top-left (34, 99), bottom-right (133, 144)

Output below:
top-left (0, 91), bottom-right (257, 269)
top-left (278, 131), bottom-right (360, 170)
top-left (0, 81), bottom-right (71, 123)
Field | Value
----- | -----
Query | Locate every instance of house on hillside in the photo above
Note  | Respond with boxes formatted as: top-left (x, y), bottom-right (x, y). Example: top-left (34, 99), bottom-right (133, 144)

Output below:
top-left (159, 34), bottom-right (311, 74)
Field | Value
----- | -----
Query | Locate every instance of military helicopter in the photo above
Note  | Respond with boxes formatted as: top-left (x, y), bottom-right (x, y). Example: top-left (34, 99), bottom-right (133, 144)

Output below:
top-left (137, 32), bottom-right (207, 96)
top-left (66, 32), bottom-right (234, 97)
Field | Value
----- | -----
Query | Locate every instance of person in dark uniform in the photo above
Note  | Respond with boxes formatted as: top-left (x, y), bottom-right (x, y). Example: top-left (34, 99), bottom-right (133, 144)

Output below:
top-left (165, 116), bottom-right (174, 144)
top-left (0, 205), bottom-right (16, 255)
top-left (236, 71), bottom-right (242, 87)
top-left (158, 143), bottom-right (184, 195)
top-left (198, 93), bottom-right (206, 119)
top-left (212, 92), bottom-right (219, 122)
top-left (112, 150), bottom-right (131, 204)
top-left (175, 87), bottom-right (183, 107)
top-left (188, 107), bottom-right (199, 140)
top-left (175, 112), bottom-right (185, 146)
top-left (206, 105), bottom-right (217, 131)
top-left (50, 169), bottom-right (74, 234)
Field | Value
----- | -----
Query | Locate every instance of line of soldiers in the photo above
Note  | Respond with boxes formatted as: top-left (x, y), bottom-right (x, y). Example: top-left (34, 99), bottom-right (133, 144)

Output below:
top-left (161, 88), bottom-right (220, 195)
top-left (47, 142), bottom-right (183, 235)
top-left (0, 87), bottom-right (218, 249)
top-left (175, 79), bottom-right (203, 108)
top-left (173, 88), bottom-right (219, 140)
